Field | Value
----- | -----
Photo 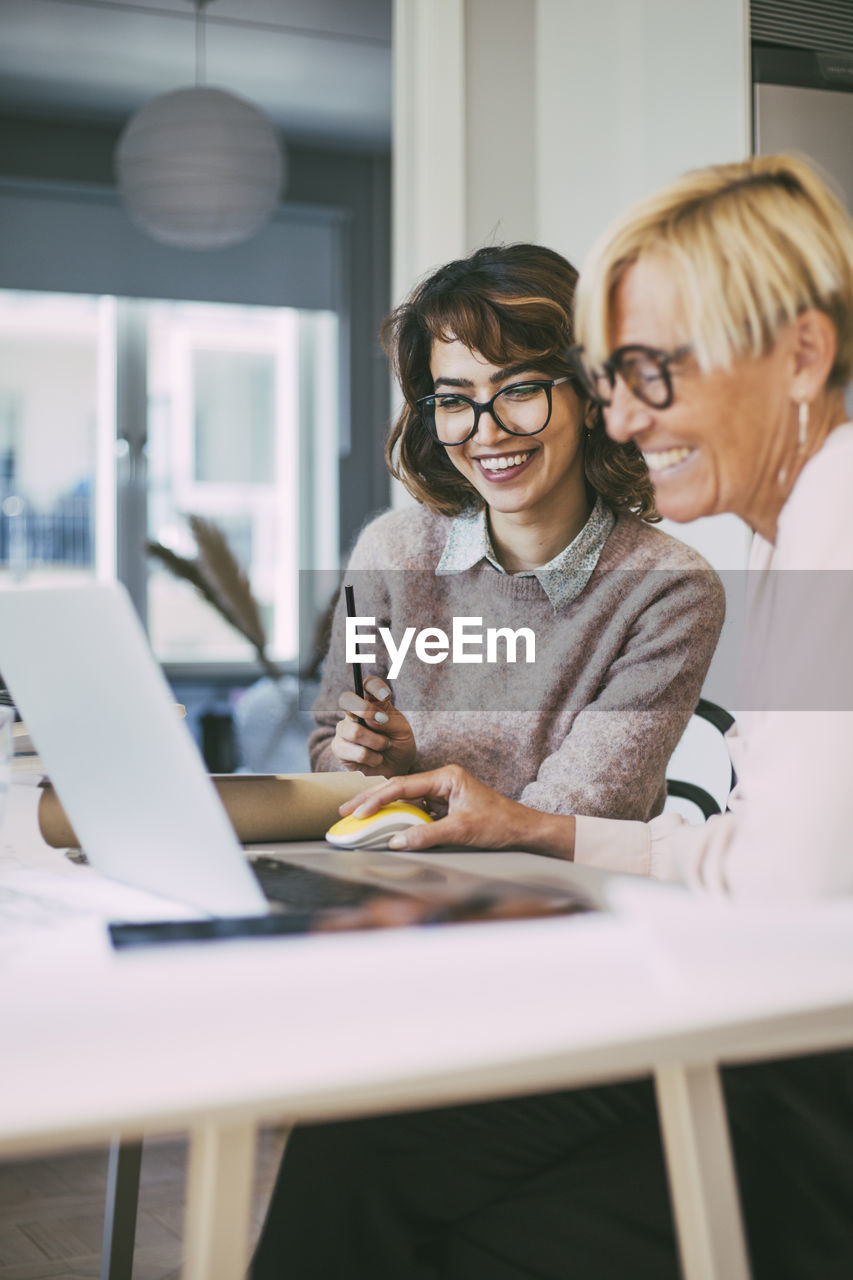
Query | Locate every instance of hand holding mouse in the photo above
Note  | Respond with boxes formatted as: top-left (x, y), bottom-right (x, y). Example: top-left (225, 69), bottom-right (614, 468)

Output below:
top-left (338, 764), bottom-right (576, 857)
top-left (332, 676), bottom-right (417, 775)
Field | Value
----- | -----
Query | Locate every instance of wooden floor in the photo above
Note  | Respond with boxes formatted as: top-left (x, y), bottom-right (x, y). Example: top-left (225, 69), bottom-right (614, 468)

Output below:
top-left (0, 1128), bottom-right (288, 1279)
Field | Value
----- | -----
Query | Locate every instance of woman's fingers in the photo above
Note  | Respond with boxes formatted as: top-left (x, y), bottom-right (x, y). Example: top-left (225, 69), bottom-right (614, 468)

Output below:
top-left (332, 714), bottom-right (389, 768)
top-left (338, 690), bottom-right (388, 725)
top-left (338, 683), bottom-right (404, 730)
top-left (335, 716), bottom-right (388, 751)
top-left (336, 684), bottom-right (417, 776)
top-left (387, 813), bottom-right (476, 851)
top-left (363, 675), bottom-right (392, 704)
top-left (344, 676), bottom-right (392, 714)
top-left (339, 765), bottom-right (548, 853)
top-left (333, 742), bottom-right (386, 769)
top-left (340, 768), bottom-right (457, 818)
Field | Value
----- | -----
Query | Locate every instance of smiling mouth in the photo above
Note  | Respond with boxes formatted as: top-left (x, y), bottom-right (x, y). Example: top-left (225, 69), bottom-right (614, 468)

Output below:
top-left (643, 447), bottom-right (693, 475)
top-left (475, 450), bottom-right (535, 476)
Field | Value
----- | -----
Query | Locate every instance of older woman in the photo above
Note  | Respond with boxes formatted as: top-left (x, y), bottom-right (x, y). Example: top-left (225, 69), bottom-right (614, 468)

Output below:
top-left (252, 157), bottom-right (853, 1279)
top-left (312, 243), bottom-right (722, 826)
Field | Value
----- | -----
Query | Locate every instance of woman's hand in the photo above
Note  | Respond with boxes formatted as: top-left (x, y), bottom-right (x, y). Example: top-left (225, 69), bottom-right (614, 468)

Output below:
top-left (332, 676), bottom-right (417, 776)
top-left (339, 764), bottom-right (576, 858)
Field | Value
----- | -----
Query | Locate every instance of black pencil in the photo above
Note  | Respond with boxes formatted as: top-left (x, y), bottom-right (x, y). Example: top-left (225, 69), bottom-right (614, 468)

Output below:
top-left (344, 583), bottom-right (367, 727)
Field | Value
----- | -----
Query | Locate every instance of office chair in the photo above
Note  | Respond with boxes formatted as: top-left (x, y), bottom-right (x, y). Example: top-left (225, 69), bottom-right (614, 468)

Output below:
top-left (665, 698), bottom-right (735, 822)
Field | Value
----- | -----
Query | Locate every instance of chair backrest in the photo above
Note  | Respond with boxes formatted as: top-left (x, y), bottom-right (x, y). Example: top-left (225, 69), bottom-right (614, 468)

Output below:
top-left (665, 698), bottom-right (735, 823)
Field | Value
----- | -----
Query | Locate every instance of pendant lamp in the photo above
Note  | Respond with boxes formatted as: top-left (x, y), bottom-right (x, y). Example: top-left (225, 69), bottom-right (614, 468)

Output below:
top-left (115, 0), bottom-right (285, 250)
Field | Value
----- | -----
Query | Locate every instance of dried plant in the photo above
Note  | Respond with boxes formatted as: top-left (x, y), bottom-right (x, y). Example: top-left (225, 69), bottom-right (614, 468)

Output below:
top-left (147, 515), bottom-right (281, 681)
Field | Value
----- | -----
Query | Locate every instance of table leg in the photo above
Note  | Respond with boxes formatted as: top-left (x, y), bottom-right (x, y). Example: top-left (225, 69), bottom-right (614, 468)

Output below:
top-left (654, 1063), bottom-right (751, 1280)
top-left (100, 1136), bottom-right (142, 1280)
top-left (182, 1119), bottom-right (257, 1280)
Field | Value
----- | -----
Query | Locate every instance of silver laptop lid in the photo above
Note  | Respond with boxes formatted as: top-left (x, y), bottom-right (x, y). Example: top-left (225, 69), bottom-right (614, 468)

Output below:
top-left (0, 581), bottom-right (268, 917)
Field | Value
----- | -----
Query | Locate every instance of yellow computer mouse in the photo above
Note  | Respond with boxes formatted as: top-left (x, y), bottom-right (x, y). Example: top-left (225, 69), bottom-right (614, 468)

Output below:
top-left (326, 802), bottom-right (434, 850)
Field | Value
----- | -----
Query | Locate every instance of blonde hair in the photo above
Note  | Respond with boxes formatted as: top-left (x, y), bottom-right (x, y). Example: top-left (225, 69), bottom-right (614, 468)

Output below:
top-left (575, 153), bottom-right (853, 389)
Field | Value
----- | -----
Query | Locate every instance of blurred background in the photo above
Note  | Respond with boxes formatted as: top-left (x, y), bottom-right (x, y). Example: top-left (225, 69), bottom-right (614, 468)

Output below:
top-left (0, 0), bottom-right (392, 767)
top-left (0, 0), bottom-right (850, 771)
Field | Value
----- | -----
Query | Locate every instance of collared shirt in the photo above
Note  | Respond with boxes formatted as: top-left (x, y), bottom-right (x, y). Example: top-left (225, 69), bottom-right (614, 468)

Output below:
top-left (435, 495), bottom-right (616, 612)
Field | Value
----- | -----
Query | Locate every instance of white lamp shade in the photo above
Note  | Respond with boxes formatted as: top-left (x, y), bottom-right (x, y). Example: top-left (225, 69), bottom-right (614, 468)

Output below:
top-left (115, 86), bottom-right (285, 250)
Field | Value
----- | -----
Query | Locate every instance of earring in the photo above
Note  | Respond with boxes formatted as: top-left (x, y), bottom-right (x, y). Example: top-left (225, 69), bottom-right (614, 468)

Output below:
top-left (798, 400), bottom-right (809, 449)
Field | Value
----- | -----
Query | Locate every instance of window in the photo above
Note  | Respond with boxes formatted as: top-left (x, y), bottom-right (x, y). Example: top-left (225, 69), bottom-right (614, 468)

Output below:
top-left (0, 290), bottom-right (339, 667)
top-left (0, 292), bottom-right (111, 584)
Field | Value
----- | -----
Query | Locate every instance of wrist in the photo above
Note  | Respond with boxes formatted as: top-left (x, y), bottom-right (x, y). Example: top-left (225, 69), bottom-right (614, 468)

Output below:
top-left (522, 810), bottom-right (576, 861)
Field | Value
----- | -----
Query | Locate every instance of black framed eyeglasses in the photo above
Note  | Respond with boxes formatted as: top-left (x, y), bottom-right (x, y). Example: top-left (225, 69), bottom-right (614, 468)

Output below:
top-left (567, 344), bottom-right (692, 409)
top-left (417, 377), bottom-right (571, 446)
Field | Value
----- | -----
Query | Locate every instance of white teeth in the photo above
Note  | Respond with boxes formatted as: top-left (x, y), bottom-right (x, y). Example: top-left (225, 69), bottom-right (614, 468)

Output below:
top-left (479, 452), bottom-right (532, 472)
top-left (643, 447), bottom-right (691, 473)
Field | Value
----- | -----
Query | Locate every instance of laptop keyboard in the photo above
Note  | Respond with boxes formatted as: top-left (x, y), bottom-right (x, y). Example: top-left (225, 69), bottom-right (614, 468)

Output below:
top-left (108, 858), bottom-right (597, 949)
top-left (248, 856), bottom-right (401, 912)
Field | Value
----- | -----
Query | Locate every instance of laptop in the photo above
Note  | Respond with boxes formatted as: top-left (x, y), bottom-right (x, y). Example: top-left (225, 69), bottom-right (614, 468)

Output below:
top-left (0, 582), bottom-right (593, 944)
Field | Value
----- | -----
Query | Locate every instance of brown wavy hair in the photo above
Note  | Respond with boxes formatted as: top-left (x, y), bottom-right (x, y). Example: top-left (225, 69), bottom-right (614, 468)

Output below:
top-left (382, 243), bottom-right (657, 520)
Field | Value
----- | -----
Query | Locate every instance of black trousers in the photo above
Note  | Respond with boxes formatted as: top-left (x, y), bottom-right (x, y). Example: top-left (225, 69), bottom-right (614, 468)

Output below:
top-left (251, 1049), bottom-right (853, 1280)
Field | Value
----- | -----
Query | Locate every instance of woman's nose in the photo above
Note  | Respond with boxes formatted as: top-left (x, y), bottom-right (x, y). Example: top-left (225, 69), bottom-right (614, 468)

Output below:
top-left (603, 378), bottom-right (653, 444)
top-left (473, 409), bottom-right (506, 446)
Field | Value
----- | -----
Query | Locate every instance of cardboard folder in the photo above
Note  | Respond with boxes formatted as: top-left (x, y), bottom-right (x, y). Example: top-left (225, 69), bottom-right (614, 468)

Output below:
top-left (37, 772), bottom-right (386, 849)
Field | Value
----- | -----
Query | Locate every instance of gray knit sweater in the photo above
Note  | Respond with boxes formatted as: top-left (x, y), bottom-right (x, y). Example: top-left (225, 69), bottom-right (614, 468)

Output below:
top-left (310, 506), bottom-right (725, 821)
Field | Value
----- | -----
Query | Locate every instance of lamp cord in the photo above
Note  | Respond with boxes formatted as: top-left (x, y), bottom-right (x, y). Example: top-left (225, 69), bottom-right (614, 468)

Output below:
top-left (194, 0), bottom-right (213, 87)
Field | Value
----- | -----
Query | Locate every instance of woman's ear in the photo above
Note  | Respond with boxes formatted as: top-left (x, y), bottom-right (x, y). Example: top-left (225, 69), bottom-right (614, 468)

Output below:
top-left (582, 397), bottom-right (601, 432)
top-left (789, 308), bottom-right (838, 403)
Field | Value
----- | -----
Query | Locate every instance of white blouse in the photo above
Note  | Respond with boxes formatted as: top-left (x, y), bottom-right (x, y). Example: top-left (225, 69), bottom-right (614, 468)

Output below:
top-left (574, 423), bottom-right (853, 899)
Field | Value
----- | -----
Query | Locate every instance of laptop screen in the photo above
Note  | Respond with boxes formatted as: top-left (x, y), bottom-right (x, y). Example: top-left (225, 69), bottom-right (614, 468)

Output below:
top-left (0, 582), bottom-right (268, 917)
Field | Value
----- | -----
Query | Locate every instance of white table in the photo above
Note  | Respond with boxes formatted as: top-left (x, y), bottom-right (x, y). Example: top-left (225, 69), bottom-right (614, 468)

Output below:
top-left (4, 781), bottom-right (853, 1280)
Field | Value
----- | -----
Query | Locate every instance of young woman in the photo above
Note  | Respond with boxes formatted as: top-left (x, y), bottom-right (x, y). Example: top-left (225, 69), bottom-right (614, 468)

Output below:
top-left (310, 244), bottom-right (723, 825)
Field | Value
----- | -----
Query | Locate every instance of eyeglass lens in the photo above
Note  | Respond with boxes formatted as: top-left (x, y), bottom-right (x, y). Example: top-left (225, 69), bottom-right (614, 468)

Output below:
top-left (581, 350), bottom-right (673, 409)
top-left (423, 383), bottom-right (552, 445)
